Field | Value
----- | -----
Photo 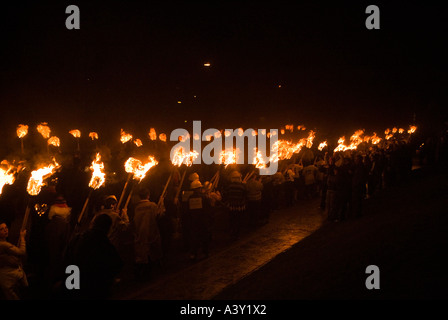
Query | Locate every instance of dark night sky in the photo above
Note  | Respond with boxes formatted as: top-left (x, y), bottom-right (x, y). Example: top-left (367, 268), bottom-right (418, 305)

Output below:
top-left (1, 1), bottom-right (447, 143)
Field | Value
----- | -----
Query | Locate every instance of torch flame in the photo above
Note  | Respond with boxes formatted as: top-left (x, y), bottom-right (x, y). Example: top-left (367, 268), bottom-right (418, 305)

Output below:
top-left (89, 132), bottom-right (99, 140)
top-left (17, 124), bottom-right (28, 138)
top-left (253, 150), bottom-right (267, 169)
top-left (0, 161), bottom-right (17, 195)
top-left (134, 139), bottom-right (143, 147)
top-left (125, 156), bottom-right (159, 181)
top-left (89, 153), bottom-right (106, 189)
top-left (219, 148), bottom-right (239, 167)
top-left (159, 133), bottom-right (167, 142)
top-left (37, 122), bottom-right (51, 139)
top-left (149, 128), bottom-right (157, 141)
top-left (318, 141), bottom-right (327, 151)
top-left (69, 129), bottom-right (81, 138)
top-left (120, 129), bottom-right (133, 144)
top-left (26, 159), bottom-right (60, 196)
top-left (408, 125), bottom-right (417, 134)
top-left (47, 136), bottom-right (60, 147)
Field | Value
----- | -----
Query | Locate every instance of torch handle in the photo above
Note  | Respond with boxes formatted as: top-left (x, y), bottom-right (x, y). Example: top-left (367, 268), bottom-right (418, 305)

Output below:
top-left (78, 188), bottom-right (93, 225)
top-left (158, 172), bottom-right (173, 206)
top-left (174, 170), bottom-right (187, 201)
top-left (117, 173), bottom-right (132, 210)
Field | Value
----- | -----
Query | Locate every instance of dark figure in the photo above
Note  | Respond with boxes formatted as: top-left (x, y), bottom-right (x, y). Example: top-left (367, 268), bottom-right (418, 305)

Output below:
top-left (333, 162), bottom-right (352, 222)
top-left (187, 180), bottom-right (212, 260)
top-left (351, 155), bottom-right (367, 218)
top-left (223, 171), bottom-right (247, 239)
top-left (63, 214), bottom-right (123, 300)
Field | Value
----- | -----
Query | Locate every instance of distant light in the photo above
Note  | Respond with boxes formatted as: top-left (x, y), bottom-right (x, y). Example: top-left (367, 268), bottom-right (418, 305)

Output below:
top-left (204, 62), bottom-right (211, 67)
top-left (278, 84), bottom-right (282, 88)
top-left (177, 101), bottom-right (182, 104)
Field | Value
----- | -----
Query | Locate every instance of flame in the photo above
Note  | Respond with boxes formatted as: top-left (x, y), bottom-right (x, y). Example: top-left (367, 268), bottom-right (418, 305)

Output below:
top-left (27, 159), bottom-right (60, 196)
top-left (125, 156), bottom-right (159, 182)
top-left (392, 127), bottom-right (397, 134)
top-left (333, 130), bottom-right (365, 152)
top-left (149, 128), bottom-right (157, 141)
top-left (37, 122), bottom-right (51, 139)
top-left (171, 147), bottom-right (199, 167)
top-left (17, 124), bottom-right (28, 138)
top-left (408, 125), bottom-right (417, 134)
top-left (318, 141), bottom-right (327, 151)
top-left (370, 132), bottom-right (382, 145)
top-left (120, 129), bottom-right (133, 143)
top-left (270, 139), bottom-right (306, 162)
top-left (89, 153), bottom-right (106, 189)
top-left (253, 150), bottom-right (267, 169)
top-left (89, 132), bottom-right (99, 140)
top-left (280, 129), bottom-right (285, 135)
top-left (0, 161), bottom-right (17, 195)
top-left (219, 148), bottom-right (239, 167)
top-left (134, 139), bottom-right (143, 147)
top-left (285, 124), bottom-right (294, 133)
top-left (306, 130), bottom-right (316, 148)
top-left (47, 136), bottom-right (60, 147)
top-left (69, 129), bottom-right (81, 138)
top-left (398, 128), bottom-right (404, 134)
top-left (159, 133), bottom-right (167, 142)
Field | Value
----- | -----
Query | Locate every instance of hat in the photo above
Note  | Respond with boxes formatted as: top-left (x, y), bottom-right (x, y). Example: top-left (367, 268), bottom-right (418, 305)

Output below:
top-left (230, 171), bottom-right (241, 178)
top-left (190, 180), bottom-right (203, 189)
top-left (189, 172), bottom-right (199, 182)
top-left (105, 195), bottom-right (117, 203)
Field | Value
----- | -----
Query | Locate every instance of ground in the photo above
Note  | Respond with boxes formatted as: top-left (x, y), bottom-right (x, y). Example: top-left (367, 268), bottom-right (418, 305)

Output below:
top-left (111, 164), bottom-right (448, 302)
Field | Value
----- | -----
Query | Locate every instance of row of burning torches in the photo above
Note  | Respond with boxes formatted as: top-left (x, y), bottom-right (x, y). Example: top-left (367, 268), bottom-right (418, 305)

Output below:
top-left (3, 122), bottom-right (418, 235)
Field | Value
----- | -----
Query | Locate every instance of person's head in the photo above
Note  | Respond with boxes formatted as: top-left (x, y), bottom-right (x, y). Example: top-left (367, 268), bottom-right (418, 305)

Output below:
top-left (230, 170), bottom-right (242, 183)
top-left (104, 195), bottom-right (118, 210)
top-left (91, 214), bottom-right (112, 235)
top-left (138, 187), bottom-right (150, 200)
top-left (190, 180), bottom-right (203, 191)
top-left (0, 221), bottom-right (9, 241)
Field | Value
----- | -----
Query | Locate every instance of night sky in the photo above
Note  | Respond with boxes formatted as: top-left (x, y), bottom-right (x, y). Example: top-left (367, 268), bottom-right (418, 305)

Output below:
top-left (1, 1), bottom-right (447, 146)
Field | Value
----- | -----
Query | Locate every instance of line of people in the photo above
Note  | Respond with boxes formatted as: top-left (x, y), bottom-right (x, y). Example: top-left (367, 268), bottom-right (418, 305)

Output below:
top-left (0, 140), bottom-right (417, 300)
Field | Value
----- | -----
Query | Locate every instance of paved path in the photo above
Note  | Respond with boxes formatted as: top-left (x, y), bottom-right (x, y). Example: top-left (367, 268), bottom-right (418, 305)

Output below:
top-left (113, 198), bottom-right (325, 300)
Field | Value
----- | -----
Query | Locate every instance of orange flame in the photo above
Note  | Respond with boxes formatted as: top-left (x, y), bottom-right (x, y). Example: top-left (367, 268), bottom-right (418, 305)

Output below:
top-left (89, 132), bottom-right (99, 140)
top-left (26, 159), bottom-right (60, 196)
top-left (171, 147), bottom-right (199, 167)
top-left (37, 122), bottom-right (51, 139)
top-left (89, 153), bottom-right (106, 189)
top-left (69, 129), bottom-right (81, 138)
top-left (120, 129), bottom-right (133, 144)
top-left (408, 125), bottom-right (417, 134)
top-left (0, 161), bottom-right (17, 195)
top-left (159, 133), bottom-right (167, 142)
top-left (125, 156), bottom-right (159, 181)
top-left (318, 141), bottom-right (327, 151)
top-left (219, 148), bottom-right (239, 167)
top-left (47, 136), bottom-right (60, 147)
top-left (253, 150), bottom-right (267, 169)
top-left (17, 124), bottom-right (28, 138)
top-left (306, 130), bottom-right (316, 148)
top-left (149, 128), bottom-right (157, 141)
top-left (134, 139), bottom-right (143, 147)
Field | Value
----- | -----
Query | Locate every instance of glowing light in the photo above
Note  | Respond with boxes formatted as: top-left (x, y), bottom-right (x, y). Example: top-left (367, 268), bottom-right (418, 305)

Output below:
top-left (47, 136), bottom-right (60, 147)
top-left (16, 124), bottom-right (28, 138)
top-left (120, 129), bottom-right (133, 144)
top-left (37, 122), bottom-right (51, 139)
top-left (69, 129), bottom-right (81, 138)
top-left (89, 153), bottom-right (106, 189)
top-left (27, 159), bottom-right (60, 196)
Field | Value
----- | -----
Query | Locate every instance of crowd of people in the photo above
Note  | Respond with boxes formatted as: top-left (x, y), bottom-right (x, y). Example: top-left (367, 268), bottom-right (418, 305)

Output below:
top-left (1, 131), bottom-right (444, 300)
